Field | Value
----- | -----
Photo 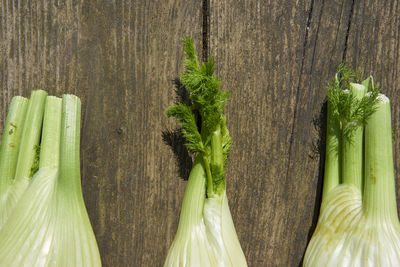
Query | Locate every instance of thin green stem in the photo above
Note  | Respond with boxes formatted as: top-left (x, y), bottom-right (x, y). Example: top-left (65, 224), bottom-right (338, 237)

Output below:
top-left (39, 96), bottom-right (62, 169)
top-left (203, 155), bottom-right (214, 196)
top-left (210, 123), bottom-right (225, 195)
top-left (199, 116), bottom-right (215, 197)
top-left (58, 95), bottom-right (82, 197)
top-left (322, 100), bottom-right (341, 203)
top-left (363, 95), bottom-right (398, 223)
top-left (0, 97), bottom-right (28, 192)
top-left (341, 83), bottom-right (366, 190)
top-left (211, 124), bottom-right (223, 166)
top-left (14, 90), bottom-right (47, 181)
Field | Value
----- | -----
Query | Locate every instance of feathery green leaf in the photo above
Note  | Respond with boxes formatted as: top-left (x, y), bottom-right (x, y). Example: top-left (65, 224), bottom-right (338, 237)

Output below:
top-left (327, 63), bottom-right (380, 139)
top-left (167, 104), bottom-right (205, 154)
top-left (180, 38), bottom-right (228, 137)
top-left (168, 37), bottom-right (232, 196)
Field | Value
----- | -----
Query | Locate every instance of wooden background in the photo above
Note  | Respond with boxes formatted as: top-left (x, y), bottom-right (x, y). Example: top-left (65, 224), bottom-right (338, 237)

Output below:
top-left (1, 0), bottom-right (400, 266)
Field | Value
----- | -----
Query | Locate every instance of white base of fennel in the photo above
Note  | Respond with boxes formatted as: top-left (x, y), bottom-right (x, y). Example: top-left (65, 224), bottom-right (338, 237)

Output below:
top-left (0, 177), bottom-right (30, 229)
top-left (0, 167), bottom-right (101, 267)
top-left (304, 185), bottom-right (400, 267)
top-left (164, 192), bottom-right (247, 267)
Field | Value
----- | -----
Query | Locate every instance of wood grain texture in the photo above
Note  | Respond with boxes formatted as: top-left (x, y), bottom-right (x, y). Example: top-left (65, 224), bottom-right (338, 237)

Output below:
top-left (210, 1), bottom-right (313, 265)
top-left (0, 0), bottom-right (84, 119)
top-left (210, 0), bottom-right (400, 266)
top-left (344, 0), bottom-right (400, 205)
top-left (1, 0), bottom-right (202, 266)
top-left (1, 0), bottom-right (400, 266)
top-left (79, 1), bottom-right (201, 266)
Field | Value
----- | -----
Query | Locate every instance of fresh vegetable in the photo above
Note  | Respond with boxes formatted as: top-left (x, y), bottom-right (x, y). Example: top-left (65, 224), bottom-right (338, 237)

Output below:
top-left (0, 90), bottom-right (47, 227)
top-left (164, 38), bottom-right (247, 267)
top-left (303, 64), bottom-right (400, 266)
top-left (0, 94), bottom-right (101, 266)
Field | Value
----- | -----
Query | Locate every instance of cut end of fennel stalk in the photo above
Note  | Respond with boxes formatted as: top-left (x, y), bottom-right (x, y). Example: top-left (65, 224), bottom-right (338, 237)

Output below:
top-left (365, 91), bottom-right (390, 103)
top-left (349, 82), bottom-right (365, 92)
top-left (164, 38), bottom-right (247, 267)
top-left (0, 94), bottom-right (101, 267)
top-left (304, 64), bottom-right (400, 267)
top-left (377, 93), bottom-right (390, 103)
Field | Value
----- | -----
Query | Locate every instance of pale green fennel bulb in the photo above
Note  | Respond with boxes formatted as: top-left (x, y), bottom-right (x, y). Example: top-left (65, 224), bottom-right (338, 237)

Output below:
top-left (304, 65), bottom-right (400, 266)
top-left (0, 95), bottom-right (101, 266)
top-left (164, 38), bottom-right (247, 267)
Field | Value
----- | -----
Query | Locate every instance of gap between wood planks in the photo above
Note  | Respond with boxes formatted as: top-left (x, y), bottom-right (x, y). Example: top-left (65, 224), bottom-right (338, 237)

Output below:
top-left (202, 0), bottom-right (210, 62)
top-left (342, 0), bottom-right (356, 61)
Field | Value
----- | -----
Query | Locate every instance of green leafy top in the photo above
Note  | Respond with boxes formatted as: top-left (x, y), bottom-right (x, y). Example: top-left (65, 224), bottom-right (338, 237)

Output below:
top-left (167, 37), bottom-right (231, 196)
top-left (327, 63), bottom-right (380, 138)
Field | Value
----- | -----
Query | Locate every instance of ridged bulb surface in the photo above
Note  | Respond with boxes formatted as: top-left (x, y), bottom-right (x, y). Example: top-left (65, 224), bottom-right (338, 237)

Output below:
top-left (304, 185), bottom-right (400, 267)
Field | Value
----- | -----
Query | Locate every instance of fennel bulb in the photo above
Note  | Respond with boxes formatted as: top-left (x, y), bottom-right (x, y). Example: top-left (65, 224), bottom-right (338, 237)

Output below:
top-left (304, 64), bottom-right (400, 266)
top-left (164, 38), bottom-right (247, 267)
top-left (0, 95), bottom-right (101, 266)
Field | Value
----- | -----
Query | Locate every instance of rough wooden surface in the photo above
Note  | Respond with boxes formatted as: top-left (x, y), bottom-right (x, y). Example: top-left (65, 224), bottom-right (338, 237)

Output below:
top-left (210, 0), bottom-right (400, 266)
top-left (1, 1), bottom-right (202, 266)
top-left (1, 0), bottom-right (400, 266)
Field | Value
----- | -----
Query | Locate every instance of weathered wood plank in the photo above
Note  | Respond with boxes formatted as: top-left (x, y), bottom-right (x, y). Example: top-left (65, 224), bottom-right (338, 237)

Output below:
top-left (209, 0), bottom-right (400, 266)
top-left (1, 0), bottom-right (202, 266)
top-left (76, 1), bottom-right (203, 266)
top-left (344, 0), bottom-right (400, 204)
top-left (286, 0), bottom-right (355, 264)
top-left (1, 0), bottom-right (400, 266)
top-left (210, 1), bottom-right (313, 265)
top-left (0, 0), bottom-right (84, 118)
